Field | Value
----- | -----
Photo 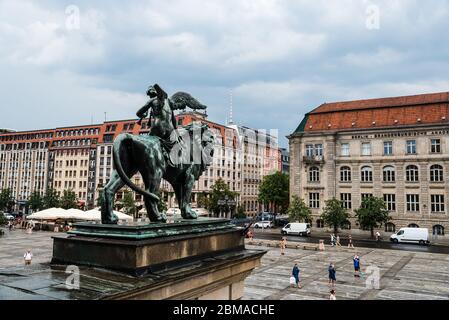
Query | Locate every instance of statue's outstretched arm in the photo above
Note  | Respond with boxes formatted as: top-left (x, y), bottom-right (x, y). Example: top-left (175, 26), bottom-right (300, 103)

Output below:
top-left (136, 98), bottom-right (156, 119)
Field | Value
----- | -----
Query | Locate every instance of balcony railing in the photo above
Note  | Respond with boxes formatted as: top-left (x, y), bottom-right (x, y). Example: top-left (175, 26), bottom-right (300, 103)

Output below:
top-left (303, 155), bottom-right (325, 165)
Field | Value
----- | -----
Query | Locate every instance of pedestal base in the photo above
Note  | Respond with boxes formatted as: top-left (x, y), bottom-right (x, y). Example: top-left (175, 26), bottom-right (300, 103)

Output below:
top-left (50, 218), bottom-right (266, 299)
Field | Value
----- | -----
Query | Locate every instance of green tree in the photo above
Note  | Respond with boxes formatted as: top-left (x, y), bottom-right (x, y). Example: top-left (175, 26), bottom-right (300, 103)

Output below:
top-left (207, 178), bottom-right (237, 216)
top-left (157, 191), bottom-right (168, 213)
top-left (43, 188), bottom-right (60, 209)
top-left (258, 172), bottom-right (289, 214)
top-left (355, 196), bottom-right (391, 238)
top-left (28, 191), bottom-right (44, 212)
top-left (122, 190), bottom-right (137, 218)
top-left (288, 196), bottom-right (312, 223)
top-left (321, 198), bottom-right (350, 235)
top-left (60, 189), bottom-right (78, 209)
top-left (196, 192), bottom-right (209, 208)
top-left (0, 213), bottom-right (7, 226)
top-left (233, 205), bottom-right (247, 219)
top-left (96, 190), bottom-right (105, 208)
top-left (0, 188), bottom-right (15, 212)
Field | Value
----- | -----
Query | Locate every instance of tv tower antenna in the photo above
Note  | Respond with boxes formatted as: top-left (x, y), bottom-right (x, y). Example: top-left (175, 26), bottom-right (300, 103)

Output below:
top-left (229, 89), bottom-right (234, 125)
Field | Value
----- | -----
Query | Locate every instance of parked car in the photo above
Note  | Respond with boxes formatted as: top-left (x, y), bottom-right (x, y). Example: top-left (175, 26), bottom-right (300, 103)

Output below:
top-left (281, 223), bottom-right (311, 236)
top-left (253, 221), bottom-right (273, 229)
top-left (390, 227), bottom-right (430, 245)
top-left (274, 215), bottom-right (290, 227)
top-left (2, 212), bottom-right (14, 220)
top-left (256, 212), bottom-right (275, 222)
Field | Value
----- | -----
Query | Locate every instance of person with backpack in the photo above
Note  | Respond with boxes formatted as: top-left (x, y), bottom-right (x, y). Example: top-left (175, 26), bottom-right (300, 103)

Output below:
top-left (353, 254), bottom-right (361, 277)
top-left (328, 262), bottom-right (336, 288)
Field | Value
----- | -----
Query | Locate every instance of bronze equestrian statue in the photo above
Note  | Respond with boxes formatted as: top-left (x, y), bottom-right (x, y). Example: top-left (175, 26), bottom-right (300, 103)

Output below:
top-left (101, 84), bottom-right (214, 224)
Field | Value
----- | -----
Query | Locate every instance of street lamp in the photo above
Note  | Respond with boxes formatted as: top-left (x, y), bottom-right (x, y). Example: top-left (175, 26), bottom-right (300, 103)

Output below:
top-left (217, 197), bottom-right (236, 219)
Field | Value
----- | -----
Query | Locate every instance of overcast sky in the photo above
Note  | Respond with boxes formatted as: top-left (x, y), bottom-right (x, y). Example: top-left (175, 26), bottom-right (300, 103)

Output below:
top-left (1, 0), bottom-right (449, 147)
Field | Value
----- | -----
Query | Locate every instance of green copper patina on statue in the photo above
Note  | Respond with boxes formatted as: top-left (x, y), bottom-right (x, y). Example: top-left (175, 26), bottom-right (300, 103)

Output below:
top-left (101, 84), bottom-right (213, 224)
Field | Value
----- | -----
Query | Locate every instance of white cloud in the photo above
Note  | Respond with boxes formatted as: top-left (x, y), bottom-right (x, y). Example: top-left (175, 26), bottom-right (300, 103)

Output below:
top-left (0, 0), bottom-right (448, 147)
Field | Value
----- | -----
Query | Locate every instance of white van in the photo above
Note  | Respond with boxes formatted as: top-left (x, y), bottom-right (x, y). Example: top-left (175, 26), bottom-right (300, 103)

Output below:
top-left (282, 223), bottom-right (311, 236)
top-left (390, 228), bottom-right (430, 245)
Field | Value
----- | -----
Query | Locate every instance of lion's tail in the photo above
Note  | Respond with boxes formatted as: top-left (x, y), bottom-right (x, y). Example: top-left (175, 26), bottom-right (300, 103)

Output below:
top-left (113, 134), bottom-right (160, 202)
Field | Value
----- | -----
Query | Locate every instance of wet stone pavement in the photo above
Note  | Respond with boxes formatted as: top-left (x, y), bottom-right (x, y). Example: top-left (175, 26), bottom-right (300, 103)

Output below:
top-left (243, 243), bottom-right (449, 300)
top-left (1, 229), bottom-right (449, 300)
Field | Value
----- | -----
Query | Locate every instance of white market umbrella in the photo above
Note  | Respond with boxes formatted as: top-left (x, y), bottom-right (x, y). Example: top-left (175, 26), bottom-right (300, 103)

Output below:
top-left (27, 208), bottom-right (68, 220)
top-left (84, 208), bottom-right (133, 221)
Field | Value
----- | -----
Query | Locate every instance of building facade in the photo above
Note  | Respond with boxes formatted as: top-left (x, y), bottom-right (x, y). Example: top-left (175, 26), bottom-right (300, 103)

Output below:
top-left (289, 92), bottom-right (449, 237)
top-left (1, 112), bottom-right (281, 216)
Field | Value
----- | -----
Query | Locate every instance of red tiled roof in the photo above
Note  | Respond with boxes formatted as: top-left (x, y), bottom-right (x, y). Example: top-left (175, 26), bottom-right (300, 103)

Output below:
top-left (301, 92), bottom-right (449, 132)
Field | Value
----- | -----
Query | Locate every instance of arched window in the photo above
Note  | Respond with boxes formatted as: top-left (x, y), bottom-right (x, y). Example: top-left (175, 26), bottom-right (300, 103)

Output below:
top-left (340, 166), bottom-right (351, 182)
top-left (406, 165), bottom-right (419, 182)
top-left (309, 166), bottom-right (320, 182)
top-left (316, 219), bottom-right (324, 228)
top-left (383, 166), bottom-right (395, 182)
top-left (408, 223), bottom-right (419, 228)
top-left (433, 225), bottom-right (445, 236)
top-left (430, 165), bottom-right (444, 182)
top-left (385, 222), bottom-right (396, 232)
top-left (361, 166), bottom-right (373, 182)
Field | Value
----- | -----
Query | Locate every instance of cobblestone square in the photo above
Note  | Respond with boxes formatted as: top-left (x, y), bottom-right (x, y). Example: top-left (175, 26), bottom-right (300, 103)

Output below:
top-left (2, 230), bottom-right (449, 300)
top-left (243, 244), bottom-right (449, 300)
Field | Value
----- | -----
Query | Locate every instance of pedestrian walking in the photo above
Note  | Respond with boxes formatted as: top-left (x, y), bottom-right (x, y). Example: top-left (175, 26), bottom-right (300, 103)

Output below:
top-left (280, 237), bottom-right (287, 255)
top-left (353, 254), bottom-right (360, 277)
top-left (24, 249), bottom-right (33, 265)
top-left (348, 234), bottom-right (354, 248)
top-left (330, 234), bottom-right (335, 247)
top-left (8, 220), bottom-right (13, 231)
top-left (336, 235), bottom-right (341, 247)
top-left (328, 262), bottom-right (336, 288)
top-left (375, 231), bottom-right (381, 242)
top-left (329, 289), bottom-right (336, 300)
top-left (291, 263), bottom-right (301, 288)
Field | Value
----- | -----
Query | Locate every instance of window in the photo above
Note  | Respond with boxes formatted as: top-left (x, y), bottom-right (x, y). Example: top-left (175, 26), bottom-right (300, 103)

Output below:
top-left (383, 141), bottom-right (393, 155)
top-left (316, 219), bottom-right (324, 228)
top-left (361, 193), bottom-right (373, 202)
top-left (309, 193), bottom-right (320, 208)
top-left (383, 166), bottom-right (395, 182)
top-left (340, 166), bottom-right (351, 182)
top-left (309, 167), bottom-right (320, 182)
top-left (406, 194), bottom-right (420, 212)
top-left (433, 225), bottom-right (445, 236)
top-left (385, 222), bottom-right (396, 232)
top-left (383, 194), bottom-right (396, 211)
top-left (406, 165), bottom-right (419, 182)
top-left (430, 164), bottom-right (444, 182)
top-left (431, 139), bottom-right (441, 153)
top-left (361, 142), bottom-right (371, 156)
top-left (341, 143), bottom-right (350, 156)
top-left (361, 166), bottom-right (373, 182)
top-left (408, 223), bottom-right (419, 228)
top-left (406, 140), bottom-right (416, 154)
top-left (340, 193), bottom-right (352, 209)
top-left (305, 145), bottom-right (314, 157)
top-left (430, 194), bottom-right (445, 213)
top-left (315, 144), bottom-right (323, 156)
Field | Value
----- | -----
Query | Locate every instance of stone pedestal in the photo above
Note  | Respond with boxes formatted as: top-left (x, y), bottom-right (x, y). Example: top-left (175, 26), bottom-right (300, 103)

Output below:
top-left (51, 218), bottom-right (266, 300)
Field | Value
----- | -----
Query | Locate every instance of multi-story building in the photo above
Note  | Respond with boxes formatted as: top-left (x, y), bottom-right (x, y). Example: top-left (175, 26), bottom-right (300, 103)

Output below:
top-left (0, 129), bottom-right (53, 212)
top-left (280, 148), bottom-right (290, 174)
top-left (48, 125), bottom-right (102, 208)
top-left (289, 91), bottom-right (449, 237)
top-left (0, 112), bottom-right (282, 217)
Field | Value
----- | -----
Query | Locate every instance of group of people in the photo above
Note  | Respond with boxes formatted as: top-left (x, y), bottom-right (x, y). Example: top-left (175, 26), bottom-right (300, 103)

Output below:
top-left (330, 233), bottom-right (354, 248)
top-left (290, 253), bottom-right (363, 300)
